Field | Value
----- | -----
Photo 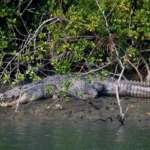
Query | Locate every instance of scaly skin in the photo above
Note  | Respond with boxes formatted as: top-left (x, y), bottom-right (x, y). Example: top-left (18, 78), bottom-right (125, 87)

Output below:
top-left (0, 75), bottom-right (150, 106)
top-left (100, 80), bottom-right (150, 98)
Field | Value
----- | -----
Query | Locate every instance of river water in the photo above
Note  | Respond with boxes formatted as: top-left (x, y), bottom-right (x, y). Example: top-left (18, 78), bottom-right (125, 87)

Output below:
top-left (0, 116), bottom-right (150, 150)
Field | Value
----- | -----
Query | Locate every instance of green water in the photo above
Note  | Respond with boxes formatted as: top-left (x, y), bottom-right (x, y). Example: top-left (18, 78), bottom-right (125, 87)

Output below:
top-left (0, 117), bottom-right (150, 150)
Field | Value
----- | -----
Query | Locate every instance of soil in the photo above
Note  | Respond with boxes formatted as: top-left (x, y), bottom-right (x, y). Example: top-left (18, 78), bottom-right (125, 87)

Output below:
top-left (1, 96), bottom-right (150, 127)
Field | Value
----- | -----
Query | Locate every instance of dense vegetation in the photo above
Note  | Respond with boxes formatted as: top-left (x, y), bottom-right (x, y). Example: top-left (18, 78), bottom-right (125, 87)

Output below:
top-left (0, 0), bottom-right (150, 85)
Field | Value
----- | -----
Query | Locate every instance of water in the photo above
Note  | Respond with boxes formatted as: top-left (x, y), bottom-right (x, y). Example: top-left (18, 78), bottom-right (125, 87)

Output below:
top-left (0, 117), bottom-right (150, 150)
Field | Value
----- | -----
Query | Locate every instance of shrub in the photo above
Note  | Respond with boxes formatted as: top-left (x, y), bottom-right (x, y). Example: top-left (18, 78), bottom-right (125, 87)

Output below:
top-left (0, 0), bottom-right (149, 84)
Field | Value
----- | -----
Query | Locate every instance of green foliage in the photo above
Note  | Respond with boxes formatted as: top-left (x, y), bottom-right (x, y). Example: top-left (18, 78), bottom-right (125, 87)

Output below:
top-left (127, 47), bottom-right (139, 62)
top-left (0, 0), bottom-right (149, 84)
top-left (45, 84), bottom-right (55, 95)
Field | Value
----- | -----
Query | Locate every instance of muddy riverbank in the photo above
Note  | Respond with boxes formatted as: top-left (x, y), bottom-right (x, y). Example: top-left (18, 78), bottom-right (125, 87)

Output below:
top-left (1, 97), bottom-right (150, 127)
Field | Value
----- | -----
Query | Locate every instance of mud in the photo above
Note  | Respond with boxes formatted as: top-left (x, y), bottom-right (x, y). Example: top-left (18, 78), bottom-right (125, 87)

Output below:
top-left (0, 96), bottom-right (150, 127)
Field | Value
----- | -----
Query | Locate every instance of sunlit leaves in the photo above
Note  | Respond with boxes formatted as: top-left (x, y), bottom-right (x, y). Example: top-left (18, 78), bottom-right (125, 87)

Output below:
top-left (0, 0), bottom-right (150, 84)
top-left (127, 47), bottom-right (139, 62)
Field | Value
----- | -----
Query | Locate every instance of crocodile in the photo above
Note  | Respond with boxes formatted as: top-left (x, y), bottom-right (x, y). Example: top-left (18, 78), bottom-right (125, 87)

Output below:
top-left (0, 75), bottom-right (150, 106)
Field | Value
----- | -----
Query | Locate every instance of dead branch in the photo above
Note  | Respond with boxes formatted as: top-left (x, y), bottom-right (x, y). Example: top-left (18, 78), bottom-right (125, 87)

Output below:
top-left (125, 56), bottom-right (143, 81)
top-left (141, 56), bottom-right (150, 83)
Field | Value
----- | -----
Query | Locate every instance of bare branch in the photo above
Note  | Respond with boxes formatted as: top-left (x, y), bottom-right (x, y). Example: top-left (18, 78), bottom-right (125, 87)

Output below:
top-left (126, 57), bottom-right (143, 81)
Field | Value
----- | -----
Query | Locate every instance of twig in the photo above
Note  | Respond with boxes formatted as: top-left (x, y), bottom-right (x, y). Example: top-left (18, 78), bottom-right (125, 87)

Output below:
top-left (141, 49), bottom-right (150, 53)
top-left (22, 0), bottom-right (33, 14)
top-left (15, 89), bottom-right (23, 112)
top-left (115, 67), bottom-right (125, 122)
top-left (81, 61), bottom-right (114, 76)
top-left (141, 55), bottom-right (150, 82)
top-left (126, 58), bottom-right (143, 81)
